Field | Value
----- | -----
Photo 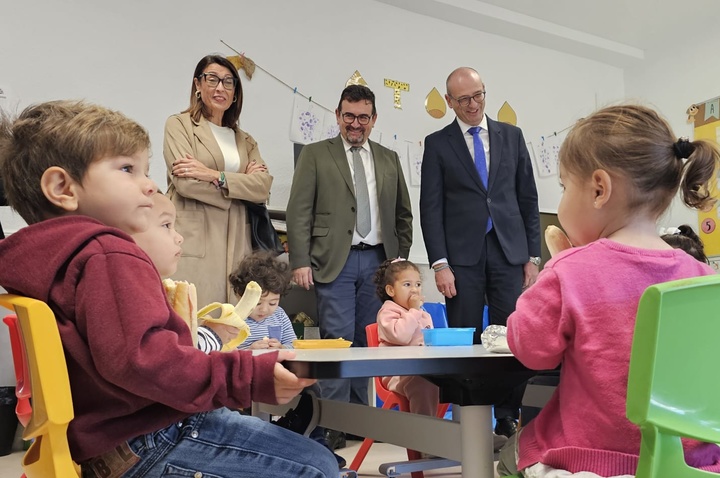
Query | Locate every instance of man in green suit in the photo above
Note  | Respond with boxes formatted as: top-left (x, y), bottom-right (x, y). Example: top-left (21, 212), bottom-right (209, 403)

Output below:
top-left (287, 85), bottom-right (412, 448)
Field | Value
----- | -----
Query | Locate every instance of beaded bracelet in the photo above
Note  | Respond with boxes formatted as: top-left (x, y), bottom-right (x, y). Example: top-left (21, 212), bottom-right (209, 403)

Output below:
top-left (212, 171), bottom-right (226, 190)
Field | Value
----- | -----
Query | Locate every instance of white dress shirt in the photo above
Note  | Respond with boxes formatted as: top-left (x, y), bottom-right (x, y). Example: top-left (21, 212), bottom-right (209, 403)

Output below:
top-left (456, 115), bottom-right (490, 173)
top-left (341, 137), bottom-right (382, 246)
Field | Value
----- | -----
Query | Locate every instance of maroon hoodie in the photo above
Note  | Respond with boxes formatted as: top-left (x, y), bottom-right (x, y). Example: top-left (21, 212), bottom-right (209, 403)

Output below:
top-left (0, 216), bottom-right (278, 461)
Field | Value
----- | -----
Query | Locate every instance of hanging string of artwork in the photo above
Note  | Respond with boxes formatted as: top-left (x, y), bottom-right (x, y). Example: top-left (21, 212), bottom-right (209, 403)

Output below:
top-left (219, 41), bottom-right (572, 184)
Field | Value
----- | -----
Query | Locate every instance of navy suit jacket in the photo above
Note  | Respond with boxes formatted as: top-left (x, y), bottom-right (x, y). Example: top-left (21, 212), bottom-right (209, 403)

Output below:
top-left (420, 117), bottom-right (540, 266)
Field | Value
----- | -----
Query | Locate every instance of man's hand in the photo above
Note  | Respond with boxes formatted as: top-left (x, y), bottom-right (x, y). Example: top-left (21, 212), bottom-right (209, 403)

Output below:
top-left (293, 267), bottom-right (314, 290)
top-left (274, 350), bottom-right (316, 404)
top-left (435, 267), bottom-right (457, 298)
top-left (522, 262), bottom-right (539, 289)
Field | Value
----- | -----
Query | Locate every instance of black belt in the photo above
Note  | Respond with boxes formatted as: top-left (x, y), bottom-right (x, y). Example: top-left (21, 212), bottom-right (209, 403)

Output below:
top-left (350, 242), bottom-right (382, 251)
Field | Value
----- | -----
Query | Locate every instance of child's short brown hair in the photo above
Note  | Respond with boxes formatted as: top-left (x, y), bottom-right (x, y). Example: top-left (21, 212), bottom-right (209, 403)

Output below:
top-left (0, 100), bottom-right (150, 224)
top-left (229, 251), bottom-right (292, 297)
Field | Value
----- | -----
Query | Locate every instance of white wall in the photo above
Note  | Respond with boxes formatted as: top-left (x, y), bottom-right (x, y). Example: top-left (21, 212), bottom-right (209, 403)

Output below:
top-left (0, 0), bottom-right (624, 265)
top-left (625, 27), bottom-right (720, 231)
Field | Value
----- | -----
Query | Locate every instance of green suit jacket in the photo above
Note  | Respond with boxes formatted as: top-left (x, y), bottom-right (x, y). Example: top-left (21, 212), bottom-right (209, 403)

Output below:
top-left (286, 135), bottom-right (413, 283)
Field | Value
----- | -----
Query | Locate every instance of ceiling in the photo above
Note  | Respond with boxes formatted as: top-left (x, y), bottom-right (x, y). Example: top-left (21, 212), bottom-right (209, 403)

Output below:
top-left (375, 0), bottom-right (718, 67)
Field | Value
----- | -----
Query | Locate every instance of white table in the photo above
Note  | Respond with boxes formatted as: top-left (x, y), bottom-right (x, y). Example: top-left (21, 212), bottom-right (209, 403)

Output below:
top-left (254, 345), bottom-right (532, 478)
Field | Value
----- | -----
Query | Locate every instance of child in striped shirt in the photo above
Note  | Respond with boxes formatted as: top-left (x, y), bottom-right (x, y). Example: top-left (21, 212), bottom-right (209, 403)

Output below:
top-left (229, 251), bottom-right (297, 350)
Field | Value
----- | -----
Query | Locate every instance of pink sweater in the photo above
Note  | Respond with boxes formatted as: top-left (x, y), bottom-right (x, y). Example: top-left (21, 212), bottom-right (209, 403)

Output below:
top-left (507, 239), bottom-right (720, 476)
top-left (377, 300), bottom-right (433, 347)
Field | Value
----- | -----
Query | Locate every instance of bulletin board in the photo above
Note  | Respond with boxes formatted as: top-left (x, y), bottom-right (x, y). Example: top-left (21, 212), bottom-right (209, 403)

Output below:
top-left (690, 98), bottom-right (720, 257)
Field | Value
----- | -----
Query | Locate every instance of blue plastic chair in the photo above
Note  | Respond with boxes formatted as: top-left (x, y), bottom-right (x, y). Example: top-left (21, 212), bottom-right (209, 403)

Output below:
top-left (421, 303), bottom-right (448, 329)
top-left (423, 303), bottom-right (489, 331)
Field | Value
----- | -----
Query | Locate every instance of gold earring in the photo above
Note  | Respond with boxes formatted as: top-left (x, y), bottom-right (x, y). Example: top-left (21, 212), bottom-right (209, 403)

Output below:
top-left (195, 90), bottom-right (201, 99)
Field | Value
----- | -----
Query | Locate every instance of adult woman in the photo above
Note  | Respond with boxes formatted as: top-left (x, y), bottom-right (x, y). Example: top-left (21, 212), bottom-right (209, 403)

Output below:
top-left (164, 54), bottom-right (272, 306)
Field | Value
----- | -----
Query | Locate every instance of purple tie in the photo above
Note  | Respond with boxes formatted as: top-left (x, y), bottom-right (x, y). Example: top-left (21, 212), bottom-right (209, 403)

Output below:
top-left (468, 126), bottom-right (492, 232)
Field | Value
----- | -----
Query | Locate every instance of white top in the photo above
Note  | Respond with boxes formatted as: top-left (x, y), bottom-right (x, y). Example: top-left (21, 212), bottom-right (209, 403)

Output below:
top-left (208, 122), bottom-right (241, 173)
top-left (341, 136), bottom-right (382, 246)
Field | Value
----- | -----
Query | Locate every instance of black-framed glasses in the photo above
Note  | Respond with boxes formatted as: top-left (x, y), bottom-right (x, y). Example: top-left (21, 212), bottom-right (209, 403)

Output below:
top-left (341, 113), bottom-right (373, 125)
top-left (197, 73), bottom-right (237, 90)
top-left (448, 91), bottom-right (486, 107)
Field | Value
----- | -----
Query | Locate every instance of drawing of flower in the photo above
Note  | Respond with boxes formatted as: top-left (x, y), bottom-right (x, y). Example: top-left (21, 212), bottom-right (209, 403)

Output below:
top-left (298, 111), bottom-right (320, 142)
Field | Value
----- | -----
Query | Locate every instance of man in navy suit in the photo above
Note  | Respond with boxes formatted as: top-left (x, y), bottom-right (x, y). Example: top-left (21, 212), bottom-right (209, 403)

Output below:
top-left (420, 67), bottom-right (540, 437)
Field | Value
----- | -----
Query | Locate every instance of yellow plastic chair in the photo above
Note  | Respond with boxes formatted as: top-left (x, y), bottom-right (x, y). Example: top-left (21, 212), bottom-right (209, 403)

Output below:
top-left (626, 275), bottom-right (720, 478)
top-left (0, 294), bottom-right (80, 478)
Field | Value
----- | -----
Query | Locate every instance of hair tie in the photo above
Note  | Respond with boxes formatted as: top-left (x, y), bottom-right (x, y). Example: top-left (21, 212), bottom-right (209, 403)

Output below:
top-left (391, 257), bottom-right (406, 263)
top-left (673, 137), bottom-right (695, 159)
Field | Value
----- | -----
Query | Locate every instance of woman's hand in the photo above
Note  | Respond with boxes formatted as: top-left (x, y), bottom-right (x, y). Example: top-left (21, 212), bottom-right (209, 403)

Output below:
top-left (245, 160), bottom-right (268, 175)
top-left (172, 153), bottom-right (219, 183)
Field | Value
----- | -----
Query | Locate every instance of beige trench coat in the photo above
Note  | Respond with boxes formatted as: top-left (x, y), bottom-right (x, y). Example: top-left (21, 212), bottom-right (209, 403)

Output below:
top-left (163, 113), bottom-right (272, 306)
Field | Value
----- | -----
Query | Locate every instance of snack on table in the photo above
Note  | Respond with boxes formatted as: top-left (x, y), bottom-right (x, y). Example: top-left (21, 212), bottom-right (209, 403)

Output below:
top-left (163, 279), bottom-right (199, 347)
top-left (545, 225), bottom-right (572, 257)
top-left (292, 338), bottom-right (353, 349)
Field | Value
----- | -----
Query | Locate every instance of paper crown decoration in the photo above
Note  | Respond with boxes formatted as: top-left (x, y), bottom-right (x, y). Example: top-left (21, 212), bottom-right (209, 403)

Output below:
top-left (346, 70), bottom-right (368, 87)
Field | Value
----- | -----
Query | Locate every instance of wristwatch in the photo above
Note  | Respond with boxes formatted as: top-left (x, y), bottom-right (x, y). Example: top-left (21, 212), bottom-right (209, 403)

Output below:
top-left (529, 256), bottom-right (541, 267)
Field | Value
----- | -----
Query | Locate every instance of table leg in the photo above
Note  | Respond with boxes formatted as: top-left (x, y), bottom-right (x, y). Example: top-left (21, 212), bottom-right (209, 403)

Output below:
top-left (456, 404), bottom-right (494, 478)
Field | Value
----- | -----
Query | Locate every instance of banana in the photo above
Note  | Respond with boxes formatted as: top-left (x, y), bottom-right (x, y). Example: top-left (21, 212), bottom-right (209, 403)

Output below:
top-left (197, 281), bottom-right (262, 351)
top-left (545, 225), bottom-right (572, 257)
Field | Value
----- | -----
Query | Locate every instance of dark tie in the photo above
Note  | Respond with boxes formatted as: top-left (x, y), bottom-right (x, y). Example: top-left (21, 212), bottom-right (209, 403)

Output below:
top-left (468, 126), bottom-right (492, 232)
top-left (351, 147), bottom-right (371, 238)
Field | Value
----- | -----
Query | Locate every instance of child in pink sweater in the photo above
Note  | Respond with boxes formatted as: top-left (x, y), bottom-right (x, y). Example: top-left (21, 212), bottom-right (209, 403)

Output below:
top-left (499, 105), bottom-right (720, 477)
top-left (374, 258), bottom-right (439, 416)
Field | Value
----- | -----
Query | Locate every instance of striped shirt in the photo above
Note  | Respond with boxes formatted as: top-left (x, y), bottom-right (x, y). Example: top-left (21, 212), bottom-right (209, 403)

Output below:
top-left (197, 326), bottom-right (222, 353)
top-left (237, 306), bottom-right (297, 349)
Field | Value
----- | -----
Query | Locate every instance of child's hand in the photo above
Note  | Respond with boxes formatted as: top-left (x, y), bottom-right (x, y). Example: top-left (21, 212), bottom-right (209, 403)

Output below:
top-left (274, 350), bottom-right (317, 404)
top-left (249, 338), bottom-right (270, 350)
top-left (267, 338), bottom-right (283, 349)
top-left (408, 293), bottom-right (424, 310)
top-left (205, 323), bottom-right (239, 345)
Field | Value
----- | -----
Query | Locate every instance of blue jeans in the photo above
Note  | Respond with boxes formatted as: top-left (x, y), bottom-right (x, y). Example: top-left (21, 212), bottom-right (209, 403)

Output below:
top-left (122, 408), bottom-right (338, 477)
top-left (315, 247), bottom-right (384, 405)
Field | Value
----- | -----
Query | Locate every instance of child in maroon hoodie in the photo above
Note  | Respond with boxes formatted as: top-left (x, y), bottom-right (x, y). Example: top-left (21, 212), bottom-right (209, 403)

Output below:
top-left (0, 100), bottom-right (337, 477)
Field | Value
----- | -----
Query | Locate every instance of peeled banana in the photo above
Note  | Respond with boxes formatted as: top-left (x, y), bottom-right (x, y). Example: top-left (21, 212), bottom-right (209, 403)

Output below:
top-left (198, 281), bottom-right (263, 351)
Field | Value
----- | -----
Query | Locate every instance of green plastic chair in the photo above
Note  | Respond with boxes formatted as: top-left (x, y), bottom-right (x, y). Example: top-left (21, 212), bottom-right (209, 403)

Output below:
top-left (627, 274), bottom-right (720, 478)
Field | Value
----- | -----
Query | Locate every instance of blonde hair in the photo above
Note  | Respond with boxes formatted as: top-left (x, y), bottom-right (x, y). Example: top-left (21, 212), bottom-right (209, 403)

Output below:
top-left (559, 104), bottom-right (719, 216)
top-left (0, 100), bottom-right (150, 224)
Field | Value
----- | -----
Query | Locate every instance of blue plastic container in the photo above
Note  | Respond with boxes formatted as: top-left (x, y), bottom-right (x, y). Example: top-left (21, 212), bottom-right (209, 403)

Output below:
top-left (422, 327), bottom-right (476, 346)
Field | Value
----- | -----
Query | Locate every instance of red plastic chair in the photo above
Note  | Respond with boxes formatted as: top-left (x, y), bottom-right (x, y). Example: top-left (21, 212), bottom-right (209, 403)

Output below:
top-left (349, 323), bottom-right (450, 477)
top-left (3, 315), bottom-right (32, 428)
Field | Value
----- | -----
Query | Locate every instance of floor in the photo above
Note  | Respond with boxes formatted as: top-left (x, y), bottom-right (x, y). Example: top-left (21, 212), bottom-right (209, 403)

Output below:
top-left (0, 439), bottom-right (502, 477)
